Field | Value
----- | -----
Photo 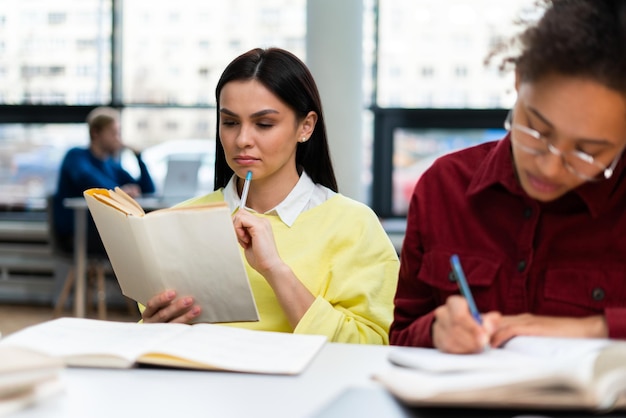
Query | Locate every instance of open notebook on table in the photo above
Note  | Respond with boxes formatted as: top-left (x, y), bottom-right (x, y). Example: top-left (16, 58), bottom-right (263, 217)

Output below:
top-left (374, 336), bottom-right (626, 412)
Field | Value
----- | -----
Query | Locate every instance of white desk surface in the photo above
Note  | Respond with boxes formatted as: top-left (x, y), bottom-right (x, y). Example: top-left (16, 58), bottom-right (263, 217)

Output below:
top-left (12, 340), bottom-right (626, 418)
top-left (11, 342), bottom-right (395, 418)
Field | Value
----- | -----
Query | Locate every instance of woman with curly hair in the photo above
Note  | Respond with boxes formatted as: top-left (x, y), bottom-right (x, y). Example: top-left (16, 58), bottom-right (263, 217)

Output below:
top-left (390, 0), bottom-right (626, 353)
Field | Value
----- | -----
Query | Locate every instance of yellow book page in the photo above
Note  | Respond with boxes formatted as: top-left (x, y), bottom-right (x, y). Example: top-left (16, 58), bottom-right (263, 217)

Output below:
top-left (84, 188), bottom-right (144, 217)
top-left (112, 187), bottom-right (145, 215)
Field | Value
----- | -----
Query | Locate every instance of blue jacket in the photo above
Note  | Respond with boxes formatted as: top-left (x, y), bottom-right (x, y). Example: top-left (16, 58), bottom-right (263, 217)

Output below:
top-left (53, 147), bottom-right (155, 236)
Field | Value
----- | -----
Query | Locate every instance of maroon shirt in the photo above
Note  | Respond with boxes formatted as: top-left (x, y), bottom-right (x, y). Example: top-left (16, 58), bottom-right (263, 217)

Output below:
top-left (390, 134), bottom-right (626, 347)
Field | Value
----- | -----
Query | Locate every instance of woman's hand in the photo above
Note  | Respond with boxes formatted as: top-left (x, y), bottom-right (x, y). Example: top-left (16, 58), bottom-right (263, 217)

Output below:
top-left (490, 314), bottom-right (608, 347)
top-left (232, 209), bottom-right (315, 328)
top-left (432, 295), bottom-right (500, 353)
top-left (141, 290), bottom-right (202, 324)
top-left (232, 209), bottom-right (285, 277)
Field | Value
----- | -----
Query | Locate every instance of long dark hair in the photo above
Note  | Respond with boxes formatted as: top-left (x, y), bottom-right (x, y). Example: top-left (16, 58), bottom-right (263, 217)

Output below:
top-left (213, 47), bottom-right (338, 192)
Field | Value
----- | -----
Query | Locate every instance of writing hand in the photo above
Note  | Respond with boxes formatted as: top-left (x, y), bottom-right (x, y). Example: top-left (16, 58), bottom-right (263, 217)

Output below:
top-left (491, 314), bottom-right (608, 347)
top-left (432, 295), bottom-right (500, 354)
top-left (232, 209), bottom-right (314, 327)
top-left (141, 289), bottom-right (202, 324)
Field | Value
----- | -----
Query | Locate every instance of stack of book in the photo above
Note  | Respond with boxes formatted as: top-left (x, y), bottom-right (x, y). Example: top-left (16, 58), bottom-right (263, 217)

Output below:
top-left (0, 345), bottom-right (64, 417)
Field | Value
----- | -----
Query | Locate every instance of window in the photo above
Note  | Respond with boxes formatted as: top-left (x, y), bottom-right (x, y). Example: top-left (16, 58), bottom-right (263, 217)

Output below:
top-left (0, 0), bottom-right (306, 210)
top-left (48, 12), bottom-right (67, 25)
top-left (0, 0), bottom-right (538, 215)
top-left (370, 0), bottom-right (537, 217)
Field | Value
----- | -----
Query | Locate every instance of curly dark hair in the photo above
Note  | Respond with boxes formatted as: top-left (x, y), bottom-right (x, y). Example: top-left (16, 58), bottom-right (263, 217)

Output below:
top-left (493, 0), bottom-right (626, 94)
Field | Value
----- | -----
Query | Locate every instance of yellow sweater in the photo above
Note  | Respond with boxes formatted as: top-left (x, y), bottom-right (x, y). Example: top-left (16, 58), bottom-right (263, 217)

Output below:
top-left (183, 190), bottom-right (399, 345)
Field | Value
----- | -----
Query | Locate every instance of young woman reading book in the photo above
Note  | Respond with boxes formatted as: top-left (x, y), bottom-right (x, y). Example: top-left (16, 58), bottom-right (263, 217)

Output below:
top-left (390, 0), bottom-right (626, 353)
top-left (141, 47), bottom-right (400, 345)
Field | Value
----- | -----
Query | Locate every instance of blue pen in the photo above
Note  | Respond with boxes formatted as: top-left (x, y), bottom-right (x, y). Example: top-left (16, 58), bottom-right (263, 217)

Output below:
top-left (239, 171), bottom-right (252, 210)
top-left (449, 254), bottom-right (482, 325)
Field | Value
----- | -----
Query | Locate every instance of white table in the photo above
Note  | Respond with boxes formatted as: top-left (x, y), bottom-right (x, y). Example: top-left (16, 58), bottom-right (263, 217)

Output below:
top-left (11, 343), bottom-right (395, 418)
top-left (10, 340), bottom-right (626, 418)
top-left (62, 197), bottom-right (170, 318)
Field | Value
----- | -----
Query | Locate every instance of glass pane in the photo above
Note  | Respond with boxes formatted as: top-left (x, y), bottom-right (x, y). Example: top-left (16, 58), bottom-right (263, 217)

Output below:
top-left (121, 0), bottom-right (306, 105)
top-left (120, 107), bottom-right (217, 196)
top-left (0, 124), bottom-right (88, 210)
top-left (0, 108), bottom-right (217, 210)
top-left (377, 0), bottom-right (536, 108)
top-left (392, 128), bottom-right (506, 215)
top-left (0, 1), bottom-right (112, 105)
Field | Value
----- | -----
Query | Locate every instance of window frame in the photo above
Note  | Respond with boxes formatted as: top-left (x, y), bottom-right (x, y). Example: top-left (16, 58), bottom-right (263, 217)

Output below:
top-left (370, 107), bottom-right (508, 218)
top-left (1, 1), bottom-right (512, 218)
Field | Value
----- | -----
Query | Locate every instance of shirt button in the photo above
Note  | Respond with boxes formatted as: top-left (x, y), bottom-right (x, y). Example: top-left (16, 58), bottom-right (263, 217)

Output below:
top-left (523, 208), bottom-right (532, 219)
top-left (448, 270), bottom-right (457, 282)
top-left (592, 287), bottom-right (605, 301)
top-left (517, 260), bottom-right (526, 272)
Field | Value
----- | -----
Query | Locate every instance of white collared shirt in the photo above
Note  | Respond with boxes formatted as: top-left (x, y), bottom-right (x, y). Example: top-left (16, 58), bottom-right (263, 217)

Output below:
top-left (222, 171), bottom-right (336, 227)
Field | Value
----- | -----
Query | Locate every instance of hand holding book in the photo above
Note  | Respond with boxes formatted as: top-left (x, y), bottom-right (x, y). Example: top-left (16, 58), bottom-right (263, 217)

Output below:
top-left (84, 187), bottom-right (259, 324)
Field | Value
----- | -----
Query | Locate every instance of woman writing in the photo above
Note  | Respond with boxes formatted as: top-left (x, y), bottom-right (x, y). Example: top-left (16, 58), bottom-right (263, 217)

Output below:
top-left (391, 0), bottom-right (626, 353)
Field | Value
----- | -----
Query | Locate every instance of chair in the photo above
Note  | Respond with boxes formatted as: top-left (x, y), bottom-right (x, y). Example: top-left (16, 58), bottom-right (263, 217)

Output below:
top-left (46, 195), bottom-right (108, 319)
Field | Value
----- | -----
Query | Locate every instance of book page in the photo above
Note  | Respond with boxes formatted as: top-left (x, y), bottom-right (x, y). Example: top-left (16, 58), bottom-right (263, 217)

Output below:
top-left (379, 337), bottom-right (626, 410)
top-left (85, 187), bottom-right (259, 324)
top-left (0, 378), bottom-right (64, 418)
top-left (373, 366), bottom-right (592, 409)
top-left (138, 323), bottom-right (327, 375)
top-left (112, 186), bottom-right (145, 216)
top-left (0, 318), bottom-right (188, 369)
top-left (0, 347), bottom-right (63, 398)
top-left (133, 206), bottom-right (259, 323)
top-left (0, 318), bottom-right (326, 376)
top-left (588, 343), bottom-right (626, 410)
top-left (503, 335), bottom-right (612, 361)
top-left (84, 191), bottom-right (160, 301)
top-left (388, 346), bottom-right (547, 373)
top-left (504, 336), bottom-right (615, 387)
top-left (84, 188), bottom-right (144, 217)
top-left (388, 336), bottom-right (614, 374)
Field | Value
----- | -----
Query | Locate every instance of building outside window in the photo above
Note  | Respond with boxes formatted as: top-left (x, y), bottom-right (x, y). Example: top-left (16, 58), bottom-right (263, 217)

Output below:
top-left (0, 0), bottom-right (536, 214)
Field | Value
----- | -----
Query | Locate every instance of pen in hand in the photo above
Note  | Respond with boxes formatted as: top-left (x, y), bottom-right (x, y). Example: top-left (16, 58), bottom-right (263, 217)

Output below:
top-left (449, 254), bottom-right (482, 325)
top-left (239, 171), bottom-right (252, 210)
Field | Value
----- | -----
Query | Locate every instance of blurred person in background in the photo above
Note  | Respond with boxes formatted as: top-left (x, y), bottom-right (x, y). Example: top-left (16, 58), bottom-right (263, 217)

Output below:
top-left (52, 106), bottom-right (155, 253)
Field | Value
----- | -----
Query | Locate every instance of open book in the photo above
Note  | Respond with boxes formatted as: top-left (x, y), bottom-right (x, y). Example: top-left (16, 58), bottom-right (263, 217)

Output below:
top-left (0, 346), bottom-right (64, 417)
top-left (83, 187), bottom-right (259, 324)
top-left (374, 336), bottom-right (626, 411)
top-left (0, 318), bottom-right (327, 375)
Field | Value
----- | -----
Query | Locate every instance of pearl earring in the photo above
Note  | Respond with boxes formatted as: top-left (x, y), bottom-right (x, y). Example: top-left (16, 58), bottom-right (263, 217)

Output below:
top-left (300, 136), bottom-right (307, 143)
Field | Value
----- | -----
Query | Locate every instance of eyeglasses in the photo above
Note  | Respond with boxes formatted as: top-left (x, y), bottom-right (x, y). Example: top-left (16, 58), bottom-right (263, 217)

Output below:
top-left (504, 110), bottom-right (623, 181)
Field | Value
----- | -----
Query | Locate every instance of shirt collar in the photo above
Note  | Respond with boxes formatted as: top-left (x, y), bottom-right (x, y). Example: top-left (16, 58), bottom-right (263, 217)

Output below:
top-left (467, 134), bottom-right (521, 198)
top-left (466, 133), bottom-right (625, 218)
top-left (223, 171), bottom-right (317, 227)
